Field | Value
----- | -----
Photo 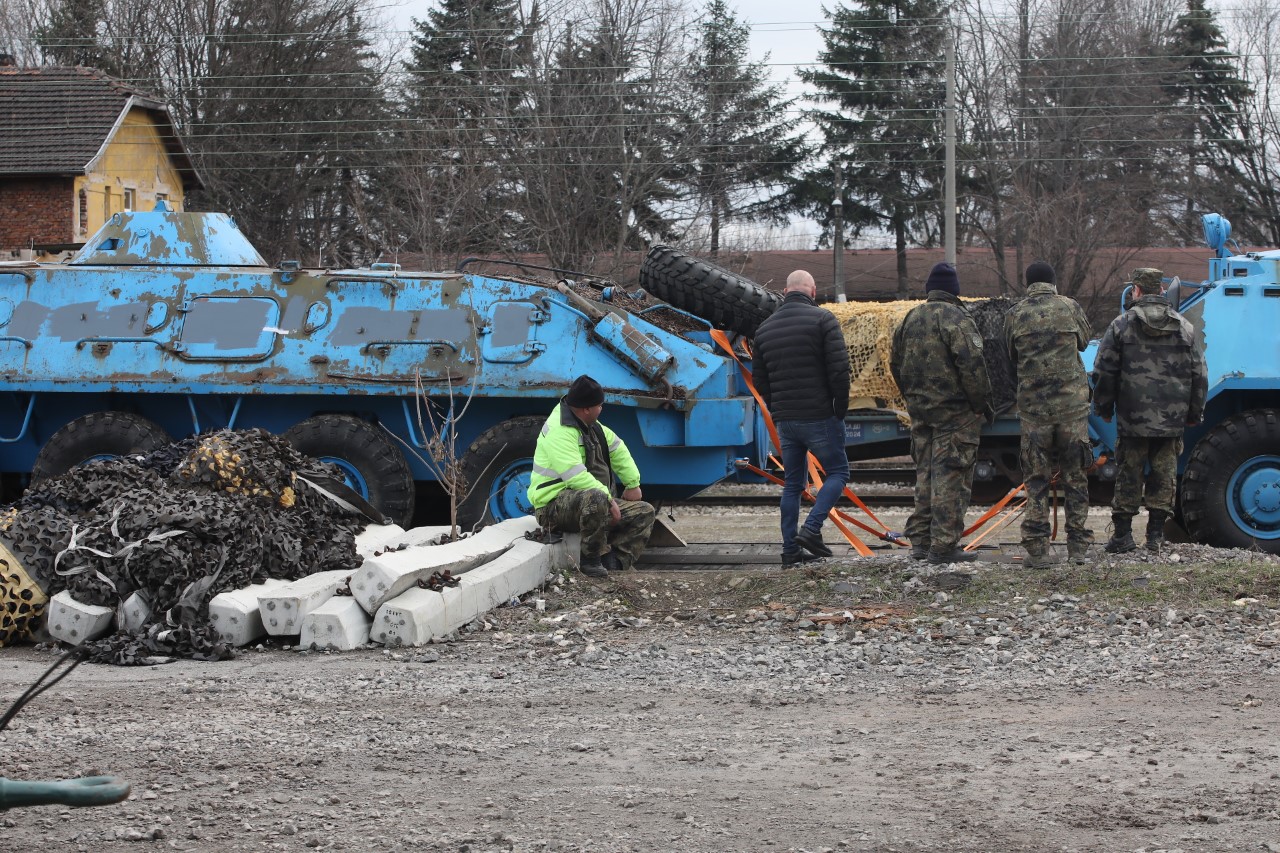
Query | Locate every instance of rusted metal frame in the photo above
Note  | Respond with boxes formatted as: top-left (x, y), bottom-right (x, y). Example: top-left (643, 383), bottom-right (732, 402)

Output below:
top-left (0, 269), bottom-right (35, 283)
top-left (359, 339), bottom-right (459, 356)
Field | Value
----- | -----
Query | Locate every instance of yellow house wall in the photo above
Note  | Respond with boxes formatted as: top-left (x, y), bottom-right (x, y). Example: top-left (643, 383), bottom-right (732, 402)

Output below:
top-left (72, 108), bottom-right (187, 239)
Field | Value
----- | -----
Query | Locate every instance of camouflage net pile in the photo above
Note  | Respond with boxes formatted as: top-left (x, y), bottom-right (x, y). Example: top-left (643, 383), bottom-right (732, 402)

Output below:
top-left (828, 297), bottom-right (1021, 424)
top-left (0, 429), bottom-right (370, 664)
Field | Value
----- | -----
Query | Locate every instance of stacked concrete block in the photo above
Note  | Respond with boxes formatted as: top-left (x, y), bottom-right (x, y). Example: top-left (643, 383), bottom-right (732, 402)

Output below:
top-left (300, 596), bottom-right (371, 651)
top-left (350, 516), bottom-right (539, 614)
top-left (46, 591), bottom-right (114, 646)
top-left (383, 525), bottom-right (454, 549)
top-left (259, 570), bottom-right (353, 636)
top-left (208, 579), bottom-right (290, 646)
top-left (354, 523), bottom-right (406, 558)
top-left (116, 591), bottom-right (152, 634)
top-left (371, 528), bottom-right (573, 647)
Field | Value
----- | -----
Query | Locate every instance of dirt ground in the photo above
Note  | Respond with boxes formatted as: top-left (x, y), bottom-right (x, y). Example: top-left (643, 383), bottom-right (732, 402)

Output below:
top-left (1, 503), bottom-right (1278, 853)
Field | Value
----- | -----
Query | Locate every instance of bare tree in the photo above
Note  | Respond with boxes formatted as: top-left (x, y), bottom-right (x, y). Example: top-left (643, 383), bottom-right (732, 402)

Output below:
top-left (517, 0), bottom-right (698, 273)
top-left (1226, 0), bottom-right (1280, 245)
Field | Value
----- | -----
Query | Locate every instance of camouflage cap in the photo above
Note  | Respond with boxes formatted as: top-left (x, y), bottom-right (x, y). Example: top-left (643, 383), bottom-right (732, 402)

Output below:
top-left (1131, 268), bottom-right (1164, 293)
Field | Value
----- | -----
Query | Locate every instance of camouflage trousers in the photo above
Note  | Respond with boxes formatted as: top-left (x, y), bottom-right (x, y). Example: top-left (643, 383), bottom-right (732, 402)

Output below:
top-left (1020, 417), bottom-right (1093, 552)
top-left (535, 488), bottom-right (655, 571)
top-left (1112, 435), bottom-right (1182, 516)
top-left (905, 412), bottom-right (982, 555)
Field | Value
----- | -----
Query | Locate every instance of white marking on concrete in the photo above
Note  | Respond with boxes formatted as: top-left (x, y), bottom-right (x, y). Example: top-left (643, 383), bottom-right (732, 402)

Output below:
top-left (259, 570), bottom-right (353, 636)
top-left (300, 595), bottom-right (371, 651)
top-left (350, 516), bottom-right (539, 615)
top-left (208, 579), bottom-right (290, 646)
top-left (46, 590), bottom-right (113, 645)
top-left (372, 532), bottom-right (572, 647)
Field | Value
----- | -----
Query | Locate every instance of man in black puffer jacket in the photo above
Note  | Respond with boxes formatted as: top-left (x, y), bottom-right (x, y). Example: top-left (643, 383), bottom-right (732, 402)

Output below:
top-left (752, 270), bottom-right (851, 564)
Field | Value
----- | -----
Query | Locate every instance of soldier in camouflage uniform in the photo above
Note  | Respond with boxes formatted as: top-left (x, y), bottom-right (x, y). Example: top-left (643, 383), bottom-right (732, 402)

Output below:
top-left (1005, 261), bottom-right (1094, 568)
top-left (527, 375), bottom-right (655, 579)
top-left (1092, 268), bottom-right (1207, 552)
top-left (890, 263), bottom-right (994, 564)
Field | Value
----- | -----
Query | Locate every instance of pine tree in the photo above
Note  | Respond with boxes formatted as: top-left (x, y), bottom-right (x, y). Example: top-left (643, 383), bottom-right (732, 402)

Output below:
top-left (392, 0), bottom-right (539, 258)
top-left (686, 0), bottom-right (807, 254)
top-left (36, 0), bottom-right (117, 72)
top-left (798, 0), bottom-right (947, 298)
top-left (1163, 0), bottom-right (1253, 240)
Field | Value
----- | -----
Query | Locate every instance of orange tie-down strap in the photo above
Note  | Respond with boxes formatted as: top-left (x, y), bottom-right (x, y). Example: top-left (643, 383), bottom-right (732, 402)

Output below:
top-left (710, 329), bottom-right (779, 453)
top-left (710, 329), bottom-right (895, 557)
top-left (962, 482), bottom-right (1026, 538)
top-left (742, 461), bottom-right (887, 555)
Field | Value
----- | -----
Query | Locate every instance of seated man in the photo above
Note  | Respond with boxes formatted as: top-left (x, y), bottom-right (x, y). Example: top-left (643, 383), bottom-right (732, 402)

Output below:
top-left (527, 375), bottom-right (655, 579)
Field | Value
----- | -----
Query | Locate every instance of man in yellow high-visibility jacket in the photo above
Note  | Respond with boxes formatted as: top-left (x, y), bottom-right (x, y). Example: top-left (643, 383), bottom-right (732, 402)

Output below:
top-left (528, 375), bottom-right (655, 579)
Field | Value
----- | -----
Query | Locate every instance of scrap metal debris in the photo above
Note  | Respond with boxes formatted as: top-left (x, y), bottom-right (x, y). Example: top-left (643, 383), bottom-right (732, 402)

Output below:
top-left (0, 429), bottom-right (370, 663)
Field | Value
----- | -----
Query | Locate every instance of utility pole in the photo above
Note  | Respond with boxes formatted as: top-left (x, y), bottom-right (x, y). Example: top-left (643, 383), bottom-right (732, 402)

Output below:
top-left (944, 28), bottom-right (956, 266)
top-left (832, 162), bottom-right (846, 303)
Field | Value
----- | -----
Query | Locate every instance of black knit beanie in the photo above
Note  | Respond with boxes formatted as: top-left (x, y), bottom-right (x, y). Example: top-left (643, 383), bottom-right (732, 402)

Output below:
top-left (565, 375), bottom-right (605, 408)
top-left (1026, 261), bottom-right (1056, 286)
top-left (924, 262), bottom-right (960, 296)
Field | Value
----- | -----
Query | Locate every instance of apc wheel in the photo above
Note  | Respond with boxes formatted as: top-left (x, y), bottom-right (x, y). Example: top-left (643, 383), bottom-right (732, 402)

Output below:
top-left (32, 412), bottom-right (172, 482)
top-left (1181, 409), bottom-right (1280, 553)
top-left (640, 245), bottom-right (781, 337)
top-left (456, 416), bottom-right (544, 530)
top-left (284, 415), bottom-right (415, 526)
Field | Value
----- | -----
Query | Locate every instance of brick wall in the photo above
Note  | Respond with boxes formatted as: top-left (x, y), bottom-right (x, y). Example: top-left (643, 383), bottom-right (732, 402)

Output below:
top-left (0, 177), bottom-right (73, 255)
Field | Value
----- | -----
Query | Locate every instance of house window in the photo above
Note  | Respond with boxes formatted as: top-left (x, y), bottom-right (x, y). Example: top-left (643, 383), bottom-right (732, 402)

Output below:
top-left (123, 188), bottom-right (136, 210)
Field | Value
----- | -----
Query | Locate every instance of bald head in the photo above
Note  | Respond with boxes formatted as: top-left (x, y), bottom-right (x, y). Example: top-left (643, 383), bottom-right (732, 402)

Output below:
top-left (785, 270), bottom-right (816, 298)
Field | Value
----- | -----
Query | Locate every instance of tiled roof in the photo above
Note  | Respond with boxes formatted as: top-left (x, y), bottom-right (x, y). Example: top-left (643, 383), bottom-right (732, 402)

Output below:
top-left (0, 65), bottom-right (200, 187)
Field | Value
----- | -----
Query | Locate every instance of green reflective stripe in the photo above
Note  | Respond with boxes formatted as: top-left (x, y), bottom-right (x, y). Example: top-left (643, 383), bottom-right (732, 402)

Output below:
top-left (540, 423), bottom-right (551, 437)
top-left (607, 436), bottom-right (622, 452)
top-left (532, 464), bottom-right (559, 478)
top-left (560, 463), bottom-right (587, 481)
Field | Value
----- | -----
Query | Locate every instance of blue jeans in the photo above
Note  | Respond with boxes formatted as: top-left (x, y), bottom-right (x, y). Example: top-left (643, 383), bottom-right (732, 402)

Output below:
top-left (778, 417), bottom-right (850, 553)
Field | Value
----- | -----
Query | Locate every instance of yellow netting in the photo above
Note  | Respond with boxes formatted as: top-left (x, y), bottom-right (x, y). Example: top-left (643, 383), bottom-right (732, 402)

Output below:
top-left (828, 300), bottom-right (925, 421)
top-left (0, 541), bottom-right (48, 647)
top-left (175, 433), bottom-right (298, 508)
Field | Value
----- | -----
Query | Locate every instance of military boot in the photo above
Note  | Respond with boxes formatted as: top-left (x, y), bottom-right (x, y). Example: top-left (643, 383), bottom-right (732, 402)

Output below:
top-left (1023, 541), bottom-right (1057, 570)
top-left (1067, 539), bottom-right (1093, 565)
top-left (1145, 510), bottom-right (1169, 552)
top-left (1104, 514), bottom-right (1137, 554)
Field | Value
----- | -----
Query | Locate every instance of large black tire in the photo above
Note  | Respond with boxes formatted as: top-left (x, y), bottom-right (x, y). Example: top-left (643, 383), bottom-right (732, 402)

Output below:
top-left (1181, 408), bottom-right (1280, 553)
top-left (639, 245), bottom-right (782, 337)
top-left (284, 415), bottom-right (415, 526)
top-left (32, 412), bottom-right (172, 482)
top-left (456, 416), bottom-right (545, 531)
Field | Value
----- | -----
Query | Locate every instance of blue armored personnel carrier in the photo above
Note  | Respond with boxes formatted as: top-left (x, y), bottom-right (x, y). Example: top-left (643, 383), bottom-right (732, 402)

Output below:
top-left (0, 204), bottom-right (760, 527)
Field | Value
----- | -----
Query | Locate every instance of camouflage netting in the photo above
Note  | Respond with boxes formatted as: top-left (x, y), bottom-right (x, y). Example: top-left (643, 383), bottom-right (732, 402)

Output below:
top-left (827, 297), bottom-right (1020, 424)
top-left (0, 429), bottom-right (370, 664)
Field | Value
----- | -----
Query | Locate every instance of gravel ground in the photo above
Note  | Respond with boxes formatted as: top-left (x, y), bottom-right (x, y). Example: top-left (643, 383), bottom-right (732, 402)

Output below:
top-left (2, 499), bottom-right (1279, 852)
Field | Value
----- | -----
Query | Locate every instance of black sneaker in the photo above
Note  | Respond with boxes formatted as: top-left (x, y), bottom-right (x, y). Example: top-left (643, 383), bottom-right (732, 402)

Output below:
top-left (782, 550), bottom-right (821, 566)
top-left (579, 555), bottom-right (609, 579)
top-left (795, 527), bottom-right (833, 558)
top-left (601, 551), bottom-right (624, 573)
top-left (926, 548), bottom-right (979, 565)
